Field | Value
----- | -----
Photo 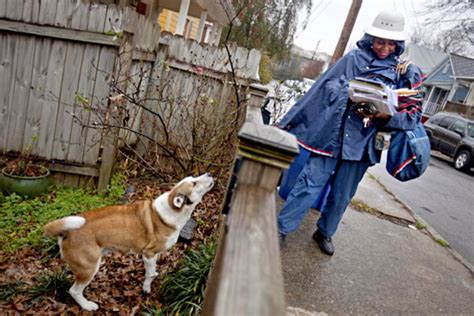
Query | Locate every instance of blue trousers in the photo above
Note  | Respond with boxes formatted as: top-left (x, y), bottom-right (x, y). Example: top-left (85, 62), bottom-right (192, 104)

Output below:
top-left (279, 146), bottom-right (330, 210)
top-left (278, 155), bottom-right (370, 238)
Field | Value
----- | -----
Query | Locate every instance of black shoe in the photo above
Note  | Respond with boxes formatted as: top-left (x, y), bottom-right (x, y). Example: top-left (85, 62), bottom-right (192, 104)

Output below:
top-left (278, 233), bottom-right (286, 247)
top-left (312, 230), bottom-right (334, 256)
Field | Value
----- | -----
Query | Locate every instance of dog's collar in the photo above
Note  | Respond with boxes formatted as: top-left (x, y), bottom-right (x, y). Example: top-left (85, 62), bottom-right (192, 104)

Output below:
top-left (151, 203), bottom-right (176, 229)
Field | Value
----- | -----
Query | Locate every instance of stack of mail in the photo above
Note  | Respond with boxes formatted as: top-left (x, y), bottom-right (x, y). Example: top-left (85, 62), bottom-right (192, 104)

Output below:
top-left (348, 77), bottom-right (398, 115)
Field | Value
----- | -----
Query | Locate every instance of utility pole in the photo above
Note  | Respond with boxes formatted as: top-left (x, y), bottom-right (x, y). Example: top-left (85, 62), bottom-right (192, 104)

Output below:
top-left (330, 0), bottom-right (363, 65)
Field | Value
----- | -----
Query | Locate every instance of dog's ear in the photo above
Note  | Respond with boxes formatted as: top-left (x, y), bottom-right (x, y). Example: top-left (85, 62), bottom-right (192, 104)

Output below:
top-left (172, 194), bottom-right (186, 209)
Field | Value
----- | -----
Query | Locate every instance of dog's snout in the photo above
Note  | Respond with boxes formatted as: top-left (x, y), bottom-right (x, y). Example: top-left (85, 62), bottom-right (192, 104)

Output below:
top-left (205, 172), bottom-right (211, 177)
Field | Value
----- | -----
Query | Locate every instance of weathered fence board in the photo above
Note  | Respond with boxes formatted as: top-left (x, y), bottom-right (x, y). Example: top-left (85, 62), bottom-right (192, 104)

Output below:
top-left (7, 35), bottom-right (35, 152)
top-left (6, 0), bottom-right (23, 21)
top-left (71, 0), bottom-right (89, 30)
top-left (0, 20), bottom-right (119, 46)
top-left (68, 44), bottom-right (100, 163)
top-left (23, 37), bottom-right (53, 155)
top-left (53, 42), bottom-right (84, 160)
top-left (38, 0), bottom-right (57, 26)
top-left (0, 33), bottom-right (15, 150)
top-left (0, 0), bottom-right (6, 19)
top-left (87, 3), bottom-right (106, 33)
top-left (159, 34), bottom-right (260, 81)
top-left (21, 0), bottom-right (33, 23)
top-left (37, 40), bottom-right (67, 157)
top-left (30, 0), bottom-right (41, 24)
top-left (82, 46), bottom-right (116, 165)
top-left (121, 60), bottom-right (153, 144)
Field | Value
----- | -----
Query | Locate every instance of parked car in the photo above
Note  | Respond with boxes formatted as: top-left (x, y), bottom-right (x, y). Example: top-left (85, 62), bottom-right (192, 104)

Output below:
top-left (424, 112), bottom-right (474, 172)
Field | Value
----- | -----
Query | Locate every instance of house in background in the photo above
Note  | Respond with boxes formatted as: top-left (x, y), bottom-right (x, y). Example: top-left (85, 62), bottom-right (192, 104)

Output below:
top-left (157, 0), bottom-right (239, 45)
top-left (421, 53), bottom-right (474, 119)
top-left (149, 0), bottom-right (238, 45)
top-left (291, 45), bottom-right (332, 75)
top-left (97, 0), bottom-right (239, 45)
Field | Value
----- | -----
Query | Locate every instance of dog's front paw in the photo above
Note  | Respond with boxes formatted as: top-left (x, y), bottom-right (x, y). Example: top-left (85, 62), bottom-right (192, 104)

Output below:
top-left (81, 300), bottom-right (99, 311)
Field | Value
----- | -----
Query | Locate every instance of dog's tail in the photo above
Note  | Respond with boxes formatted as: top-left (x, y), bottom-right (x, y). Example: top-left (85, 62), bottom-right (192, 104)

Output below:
top-left (44, 216), bottom-right (86, 237)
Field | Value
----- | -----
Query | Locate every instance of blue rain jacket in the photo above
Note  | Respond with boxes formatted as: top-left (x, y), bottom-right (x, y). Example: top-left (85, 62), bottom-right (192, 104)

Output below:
top-left (278, 34), bottom-right (424, 164)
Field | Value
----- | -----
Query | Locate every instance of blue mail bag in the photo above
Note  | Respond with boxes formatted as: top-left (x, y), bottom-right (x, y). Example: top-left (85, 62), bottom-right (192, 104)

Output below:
top-left (386, 122), bottom-right (431, 181)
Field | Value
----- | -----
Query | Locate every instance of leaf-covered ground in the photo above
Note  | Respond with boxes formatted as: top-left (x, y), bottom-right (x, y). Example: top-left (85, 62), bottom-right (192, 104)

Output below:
top-left (0, 179), bottom-right (224, 315)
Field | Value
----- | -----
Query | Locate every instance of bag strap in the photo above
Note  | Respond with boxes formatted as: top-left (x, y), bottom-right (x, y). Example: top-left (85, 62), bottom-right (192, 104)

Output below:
top-left (396, 60), bottom-right (413, 80)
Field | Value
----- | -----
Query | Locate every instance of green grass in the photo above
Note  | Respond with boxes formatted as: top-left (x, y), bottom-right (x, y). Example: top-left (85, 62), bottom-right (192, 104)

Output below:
top-left (155, 241), bottom-right (216, 316)
top-left (0, 173), bottom-right (126, 254)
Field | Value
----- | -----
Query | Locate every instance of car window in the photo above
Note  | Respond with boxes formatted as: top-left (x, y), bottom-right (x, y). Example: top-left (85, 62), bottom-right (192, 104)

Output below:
top-left (468, 123), bottom-right (474, 138)
top-left (451, 120), bottom-right (466, 135)
top-left (439, 116), bottom-right (455, 129)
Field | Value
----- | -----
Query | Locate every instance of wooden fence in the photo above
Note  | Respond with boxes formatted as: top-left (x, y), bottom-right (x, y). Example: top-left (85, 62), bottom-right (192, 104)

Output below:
top-left (0, 0), bottom-right (262, 190)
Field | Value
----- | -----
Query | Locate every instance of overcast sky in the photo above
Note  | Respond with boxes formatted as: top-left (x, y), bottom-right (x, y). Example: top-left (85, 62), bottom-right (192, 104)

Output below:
top-left (293, 0), bottom-right (428, 55)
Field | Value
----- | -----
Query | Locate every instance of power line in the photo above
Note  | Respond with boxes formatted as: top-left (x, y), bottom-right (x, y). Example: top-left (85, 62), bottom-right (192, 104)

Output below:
top-left (295, 0), bottom-right (333, 38)
top-left (404, 0), bottom-right (438, 71)
top-left (294, 0), bottom-right (324, 37)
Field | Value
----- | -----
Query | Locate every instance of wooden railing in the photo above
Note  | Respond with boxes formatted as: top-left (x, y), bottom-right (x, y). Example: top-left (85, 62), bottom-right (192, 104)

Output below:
top-left (202, 122), bottom-right (299, 315)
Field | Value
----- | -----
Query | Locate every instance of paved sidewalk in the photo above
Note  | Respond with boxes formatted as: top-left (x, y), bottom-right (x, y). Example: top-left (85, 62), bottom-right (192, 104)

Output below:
top-left (280, 173), bottom-right (474, 315)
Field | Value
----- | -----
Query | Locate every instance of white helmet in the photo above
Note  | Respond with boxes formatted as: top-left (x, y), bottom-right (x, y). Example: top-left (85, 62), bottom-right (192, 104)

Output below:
top-left (365, 10), bottom-right (406, 41)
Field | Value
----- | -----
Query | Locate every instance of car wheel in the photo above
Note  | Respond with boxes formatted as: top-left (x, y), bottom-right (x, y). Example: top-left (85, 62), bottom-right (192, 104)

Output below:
top-left (453, 150), bottom-right (471, 172)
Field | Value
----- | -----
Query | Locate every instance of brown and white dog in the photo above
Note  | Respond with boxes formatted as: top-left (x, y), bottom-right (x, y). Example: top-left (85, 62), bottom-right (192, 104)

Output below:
top-left (43, 173), bottom-right (214, 311)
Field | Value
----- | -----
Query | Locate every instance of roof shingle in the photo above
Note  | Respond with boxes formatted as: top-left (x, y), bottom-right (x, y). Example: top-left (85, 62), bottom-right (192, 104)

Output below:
top-left (450, 54), bottom-right (474, 78)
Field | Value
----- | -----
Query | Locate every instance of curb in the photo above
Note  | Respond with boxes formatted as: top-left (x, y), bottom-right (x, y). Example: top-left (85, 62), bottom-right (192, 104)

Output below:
top-left (368, 172), bottom-right (474, 275)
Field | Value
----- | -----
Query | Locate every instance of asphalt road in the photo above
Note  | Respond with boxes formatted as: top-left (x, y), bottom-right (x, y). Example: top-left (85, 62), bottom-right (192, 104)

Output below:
top-left (368, 151), bottom-right (474, 265)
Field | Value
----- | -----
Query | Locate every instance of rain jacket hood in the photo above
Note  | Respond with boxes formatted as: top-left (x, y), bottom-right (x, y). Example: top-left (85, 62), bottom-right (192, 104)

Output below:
top-left (356, 34), bottom-right (405, 61)
top-left (278, 34), bottom-right (422, 164)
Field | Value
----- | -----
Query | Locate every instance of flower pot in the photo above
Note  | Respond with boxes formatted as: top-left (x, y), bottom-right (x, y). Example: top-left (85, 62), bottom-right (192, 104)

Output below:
top-left (0, 165), bottom-right (52, 197)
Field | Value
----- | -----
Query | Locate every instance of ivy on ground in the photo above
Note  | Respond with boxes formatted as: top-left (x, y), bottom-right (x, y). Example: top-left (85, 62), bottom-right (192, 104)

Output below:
top-left (0, 173), bottom-right (126, 254)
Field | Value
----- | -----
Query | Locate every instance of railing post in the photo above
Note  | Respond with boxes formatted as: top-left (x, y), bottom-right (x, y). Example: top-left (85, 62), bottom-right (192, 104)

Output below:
top-left (202, 122), bottom-right (299, 316)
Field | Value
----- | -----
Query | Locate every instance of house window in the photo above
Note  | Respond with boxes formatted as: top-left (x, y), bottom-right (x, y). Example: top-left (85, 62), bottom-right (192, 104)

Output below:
top-left (452, 85), bottom-right (469, 103)
top-left (429, 88), bottom-right (441, 103)
top-left (424, 86), bottom-right (432, 98)
top-left (429, 88), bottom-right (448, 106)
